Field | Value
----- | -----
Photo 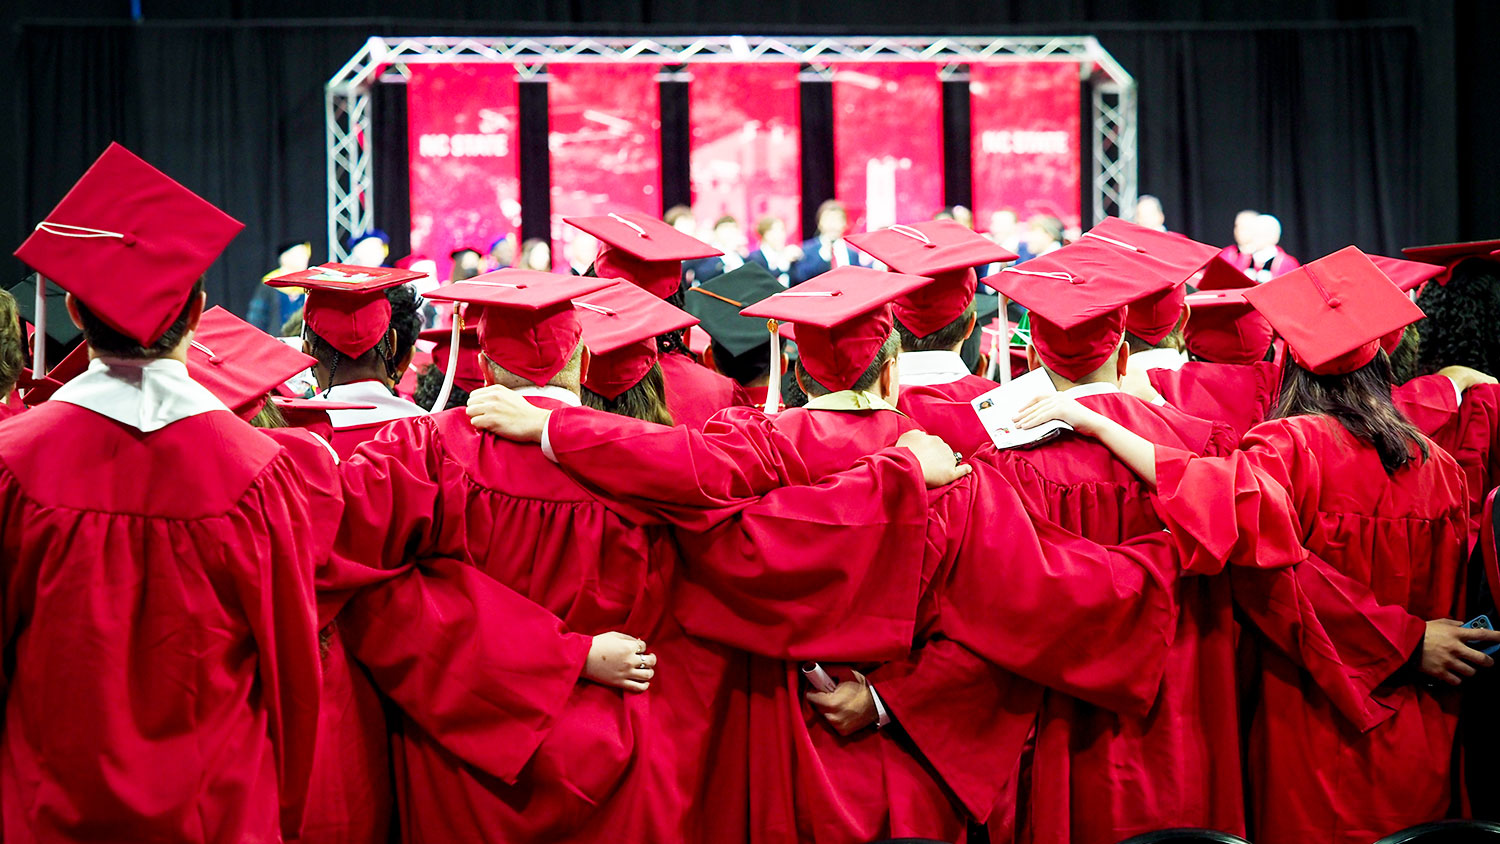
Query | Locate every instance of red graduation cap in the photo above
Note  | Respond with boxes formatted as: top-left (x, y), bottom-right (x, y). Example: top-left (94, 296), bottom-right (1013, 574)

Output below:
top-left (1243, 246), bottom-right (1424, 376)
top-left (14, 143), bottom-right (244, 346)
top-left (186, 307), bottom-right (318, 420)
top-left (565, 212), bottom-right (722, 300)
top-left (266, 263), bottom-right (424, 359)
top-left (1400, 239), bottom-right (1500, 285)
top-left (741, 266), bottom-right (931, 392)
top-left (574, 281), bottom-right (699, 400)
top-left (845, 220), bottom-right (1016, 338)
top-left (418, 323), bottom-right (485, 395)
top-left (991, 218), bottom-right (1217, 381)
top-left (424, 269), bottom-right (612, 387)
top-left (1183, 257), bottom-right (1275, 365)
top-left (1367, 254), bottom-right (1445, 294)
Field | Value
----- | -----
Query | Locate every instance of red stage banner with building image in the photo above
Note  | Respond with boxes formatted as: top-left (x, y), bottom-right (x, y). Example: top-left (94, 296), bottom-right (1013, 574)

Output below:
top-left (548, 62), bottom-right (662, 271)
top-left (688, 63), bottom-right (802, 247)
top-left (831, 63), bottom-right (945, 234)
top-left (969, 62), bottom-right (1083, 235)
top-left (407, 63), bottom-right (522, 282)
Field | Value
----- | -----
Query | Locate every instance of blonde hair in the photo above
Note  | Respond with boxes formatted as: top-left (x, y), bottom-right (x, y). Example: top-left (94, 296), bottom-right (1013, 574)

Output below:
top-left (0, 289), bottom-right (26, 395)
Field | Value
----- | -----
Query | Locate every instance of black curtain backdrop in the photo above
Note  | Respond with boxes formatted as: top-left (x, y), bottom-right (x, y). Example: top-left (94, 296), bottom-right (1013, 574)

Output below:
top-left (1, 1), bottom-right (1490, 318)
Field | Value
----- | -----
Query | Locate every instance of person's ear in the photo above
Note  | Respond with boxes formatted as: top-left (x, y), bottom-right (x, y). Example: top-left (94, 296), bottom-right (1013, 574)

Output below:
top-left (65, 292), bottom-right (85, 330)
top-left (701, 344), bottom-right (719, 374)
top-left (579, 347), bottom-right (592, 384)
top-left (1116, 342), bottom-right (1131, 378)
top-left (183, 291), bottom-right (207, 334)
top-left (880, 354), bottom-right (900, 400)
top-left (793, 366), bottom-right (808, 396)
top-left (961, 312), bottom-right (977, 342)
top-left (1026, 344), bottom-right (1040, 371)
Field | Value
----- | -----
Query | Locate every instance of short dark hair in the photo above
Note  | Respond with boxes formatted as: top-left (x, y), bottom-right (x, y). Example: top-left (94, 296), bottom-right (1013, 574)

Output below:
top-left (385, 284), bottom-right (423, 374)
top-left (795, 329), bottom-right (900, 397)
top-left (413, 362), bottom-right (469, 411)
top-left (710, 339), bottom-right (772, 386)
top-left (75, 278), bottom-right (204, 359)
top-left (895, 300), bottom-right (975, 353)
top-left (1273, 351), bottom-right (1428, 475)
top-left (1124, 325), bottom-right (1185, 354)
top-left (582, 361), bottom-right (673, 426)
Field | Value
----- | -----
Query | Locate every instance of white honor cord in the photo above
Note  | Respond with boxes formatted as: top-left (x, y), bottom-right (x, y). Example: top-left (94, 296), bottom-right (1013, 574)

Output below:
top-left (32, 276), bottom-right (46, 376)
top-left (428, 318), bottom-right (463, 413)
top-left (764, 321), bottom-right (782, 414)
top-left (998, 294), bottom-right (1013, 384)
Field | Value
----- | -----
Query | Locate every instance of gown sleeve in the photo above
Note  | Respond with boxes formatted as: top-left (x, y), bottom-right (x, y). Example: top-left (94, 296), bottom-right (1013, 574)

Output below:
top-left (1229, 551), bottom-right (1425, 732)
top-left (1392, 374), bottom-right (1461, 437)
top-left (335, 555), bottom-right (594, 783)
top-left (1152, 421), bottom-right (1312, 573)
top-left (932, 468), bottom-right (1183, 717)
top-left (229, 449), bottom-right (330, 840)
top-left (866, 638), bottom-right (1041, 825)
top-left (669, 447), bottom-right (932, 662)
top-left (544, 405), bottom-right (811, 529)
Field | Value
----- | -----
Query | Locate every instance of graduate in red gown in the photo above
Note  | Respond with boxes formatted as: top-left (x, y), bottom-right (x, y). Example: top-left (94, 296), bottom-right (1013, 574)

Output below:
top-left (467, 264), bottom-right (1218, 844)
top-left (982, 218), bottom-right (1246, 844)
top-left (1147, 255), bottom-right (1284, 438)
top-left (683, 262), bottom-right (790, 413)
top-left (334, 269), bottom-right (935, 844)
top-left (1016, 246), bottom-right (1500, 844)
top-left (0, 143), bottom-right (325, 844)
top-left (265, 264), bottom-right (429, 457)
top-left (568, 211), bottom-right (749, 428)
top-left (846, 219), bottom-right (1016, 409)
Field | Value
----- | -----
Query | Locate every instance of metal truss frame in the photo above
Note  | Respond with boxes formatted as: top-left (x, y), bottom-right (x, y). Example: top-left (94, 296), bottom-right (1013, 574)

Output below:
top-left (326, 35), bottom-right (1136, 261)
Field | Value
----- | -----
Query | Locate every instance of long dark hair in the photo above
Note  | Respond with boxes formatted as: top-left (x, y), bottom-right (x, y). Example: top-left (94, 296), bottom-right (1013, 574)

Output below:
top-left (1273, 350), bottom-right (1429, 475)
top-left (582, 361), bottom-right (674, 426)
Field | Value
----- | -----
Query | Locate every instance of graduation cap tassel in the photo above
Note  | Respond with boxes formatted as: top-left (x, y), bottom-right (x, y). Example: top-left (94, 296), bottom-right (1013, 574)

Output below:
top-left (997, 294), bottom-right (1012, 384)
top-left (764, 319), bottom-right (782, 414)
top-left (32, 275), bottom-right (46, 376)
top-left (428, 314), bottom-right (464, 414)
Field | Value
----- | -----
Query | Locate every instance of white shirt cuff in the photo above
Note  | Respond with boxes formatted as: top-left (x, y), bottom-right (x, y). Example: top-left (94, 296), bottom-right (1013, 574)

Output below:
top-left (869, 684), bottom-right (891, 728)
top-left (540, 415), bottom-right (559, 463)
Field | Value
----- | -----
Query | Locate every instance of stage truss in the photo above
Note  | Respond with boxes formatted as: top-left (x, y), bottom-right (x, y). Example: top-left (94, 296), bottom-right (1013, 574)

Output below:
top-left (326, 35), bottom-right (1137, 261)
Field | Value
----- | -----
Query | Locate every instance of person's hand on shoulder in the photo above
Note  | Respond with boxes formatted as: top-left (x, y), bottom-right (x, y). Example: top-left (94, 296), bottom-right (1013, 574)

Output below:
top-left (467, 384), bottom-right (551, 442)
top-left (895, 429), bottom-right (972, 488)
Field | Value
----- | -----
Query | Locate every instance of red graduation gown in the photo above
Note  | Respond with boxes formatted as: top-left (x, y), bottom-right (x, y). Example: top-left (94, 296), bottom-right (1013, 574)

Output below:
top-left (0, 403), bottom-right (324, 844)
top-left (1148, 360), bottom-right (1283, 440)
top-left (1392, 373), bottom-right (1460, 437)
top-left (659, 348), bottom-right (750, 429)
top-left (973, 391), bottom-right (1245, 844)
top-left (331, 401), bottom-right (738, 844)
top-left (1153, 416), bottom-right (1469, 844)
top-left (543, 402), bottom-right (1190, 844)
top-left (896, 374), bottom-right (997, 457)
top-left (1419, 382), bottom-right (1500, 538)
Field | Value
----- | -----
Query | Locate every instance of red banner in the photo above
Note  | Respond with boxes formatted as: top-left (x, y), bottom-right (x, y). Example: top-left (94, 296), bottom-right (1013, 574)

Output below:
top-left (831, 63), bottom-right (945, 233)
top-left (969, 62), bottom-right (1083, 235)
top-left (548, 63), bottom-right (662, 271)
top-left (689, 63), bottom-right (802, 247)
top-left (406, 64), bottom-right (522, 282)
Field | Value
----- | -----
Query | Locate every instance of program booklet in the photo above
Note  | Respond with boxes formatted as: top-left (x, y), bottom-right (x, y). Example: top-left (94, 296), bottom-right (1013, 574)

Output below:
top-left (970, 367), bottom-right (1073, 450)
